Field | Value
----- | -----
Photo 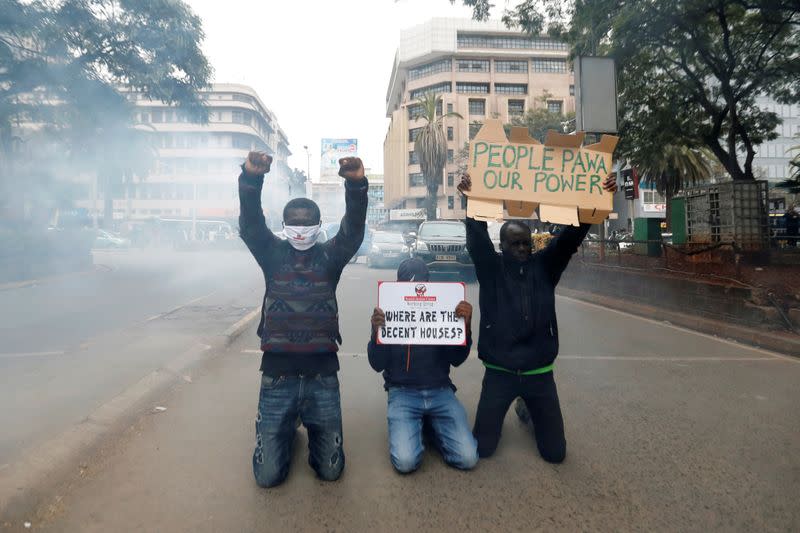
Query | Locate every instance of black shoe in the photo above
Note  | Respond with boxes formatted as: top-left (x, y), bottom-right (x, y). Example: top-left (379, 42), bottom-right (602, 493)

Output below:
top-left (514, 398), bottom-right (531, 426)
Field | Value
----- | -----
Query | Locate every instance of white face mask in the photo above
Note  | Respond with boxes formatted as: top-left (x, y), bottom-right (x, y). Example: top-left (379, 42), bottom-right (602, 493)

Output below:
top-left (283, 224), bottom-right (321, 251)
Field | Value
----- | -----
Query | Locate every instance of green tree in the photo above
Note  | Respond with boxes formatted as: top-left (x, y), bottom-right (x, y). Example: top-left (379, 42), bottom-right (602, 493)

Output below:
top-left (635, 144), bottom-right (715, 228)
top-left (413, 92), bottom-right (462, 221)
top-left (458, 0), bottom-right (800, 182)
top-left (507, 90), bottom-right (576, 142)
top-left (776, 139), bottom-right (800, 193)
top-left (0, 0), bottom-right (212, 226)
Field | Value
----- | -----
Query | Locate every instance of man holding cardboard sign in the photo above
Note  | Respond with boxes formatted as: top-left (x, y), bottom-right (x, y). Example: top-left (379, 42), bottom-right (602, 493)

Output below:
top-left (239, 151), bottom-right (367, 487)
top-left (368, 258), bottom-right (478, 474)
top-left (458, 164), bottom-right (617, 463)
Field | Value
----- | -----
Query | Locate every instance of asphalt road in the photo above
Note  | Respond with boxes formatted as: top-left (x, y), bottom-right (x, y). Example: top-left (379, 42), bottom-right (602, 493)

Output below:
top-left (9, 262), bottom-right (799, 532)
top-left (0, 247), bottom-right (261, 466)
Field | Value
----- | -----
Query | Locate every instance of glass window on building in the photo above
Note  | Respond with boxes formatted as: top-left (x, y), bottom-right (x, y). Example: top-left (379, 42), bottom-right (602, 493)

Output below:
top-left (448, 196), bottom-right (455, 210)
top-left (457, 59), bottom-right (489, 73)
top-left (408, 104), bottom-right (424, 120)
top-left (468, 98), bottom-right (486, 116)
top-left (436, 100), bottom-right (443, 117)
top-left (457, 33), bottom-right (568, 51)
top-left (495, 83), bottom-right (528, 95)
top-left (409, 82), bottom-right (452, 102)
top-left (409, 127), bottom-right (422, 142)
top-left (461, 195), bottom-right (468, 209)
top-left (457, 82), bottom-right (490, 94)
top-left (409, 151), bottom-right (419, 165)
top-left (532, 58), bottom-right (568, 73)
top-left (495, 60), bottom-right (528, 73)
top-left (469, 121), bottom-right (483, 138)
top-left (447, 103), bottom-right (454, 114)
top-left (408, 58), bottom-right (452, 81)
top-left (508, 100), bottom-right (525, 116)
top-left (447, 149), bottom-right (454, 163)
top-left (151, 110), bottom-right (163, 123)
top-left (547, 100), bottom-right (563, 114)
top-left (447, 127), bottom-right (454, 141)
top-left (447, 172), bottom-right (455, 186)
top-left (409, 173), bottom-right (425, 187)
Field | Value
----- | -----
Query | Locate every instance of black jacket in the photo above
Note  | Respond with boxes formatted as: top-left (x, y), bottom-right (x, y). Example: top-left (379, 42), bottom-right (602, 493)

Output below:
top-left (367, 332), bottom-right (472, 390)
top-left (465, 218), bottom-right (589, 371)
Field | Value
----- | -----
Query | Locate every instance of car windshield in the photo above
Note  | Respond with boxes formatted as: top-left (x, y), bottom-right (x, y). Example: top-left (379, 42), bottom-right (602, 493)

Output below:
top-left (373, 233), bottom-right (404, 244)
top-left (419, 223), bottom-right (465, 239)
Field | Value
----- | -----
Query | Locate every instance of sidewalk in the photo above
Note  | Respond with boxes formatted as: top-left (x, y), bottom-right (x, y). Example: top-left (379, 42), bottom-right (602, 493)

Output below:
top-left (8, 323), bottom-right (799, 532)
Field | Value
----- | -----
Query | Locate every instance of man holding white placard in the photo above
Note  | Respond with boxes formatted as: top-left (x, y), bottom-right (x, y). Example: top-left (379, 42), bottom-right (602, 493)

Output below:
top-left (368, 258), bottom-right (478, 474)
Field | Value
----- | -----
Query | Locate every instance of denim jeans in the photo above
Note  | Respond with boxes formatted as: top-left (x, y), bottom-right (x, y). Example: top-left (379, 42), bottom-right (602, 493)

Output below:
top-left (253, 373), bottom-right (344, 488)
top-left (387, 387), bottom-right (478, 473)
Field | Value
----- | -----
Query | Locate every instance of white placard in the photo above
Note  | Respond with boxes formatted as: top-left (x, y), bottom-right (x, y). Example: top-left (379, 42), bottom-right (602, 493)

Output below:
top-left (377, 282), bottom-right (467, 346)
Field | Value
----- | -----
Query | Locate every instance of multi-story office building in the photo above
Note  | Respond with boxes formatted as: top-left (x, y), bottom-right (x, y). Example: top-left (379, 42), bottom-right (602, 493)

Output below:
top-left (75, 83), bottom-right (291, 225)
top-left (749, 97), bottom-right (799, 184)
top-left (366, 173), bottom-right (387, 227)
top-left (384, 18), bottom-right (574, 220)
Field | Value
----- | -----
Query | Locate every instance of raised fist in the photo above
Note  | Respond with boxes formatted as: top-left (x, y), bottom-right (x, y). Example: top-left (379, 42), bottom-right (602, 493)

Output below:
top-left (244, 151), bottom-right (272, 176)
top-left (371, 307), bottom-right (386, 335)
top-left (338, 157), bottom-right (365, 181)
top-left (456, 173), bottom-right (472, 196)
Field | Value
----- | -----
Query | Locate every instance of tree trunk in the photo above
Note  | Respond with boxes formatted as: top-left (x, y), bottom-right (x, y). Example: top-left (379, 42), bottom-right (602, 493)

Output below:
top-left (426, 181), bottom-right (438, 221)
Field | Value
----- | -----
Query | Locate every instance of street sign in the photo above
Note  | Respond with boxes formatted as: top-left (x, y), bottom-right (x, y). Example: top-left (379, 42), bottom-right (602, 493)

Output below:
top-left (389, 208), bottom-right (426, 221)
top-left (622, 168), bottom-right (636, 200)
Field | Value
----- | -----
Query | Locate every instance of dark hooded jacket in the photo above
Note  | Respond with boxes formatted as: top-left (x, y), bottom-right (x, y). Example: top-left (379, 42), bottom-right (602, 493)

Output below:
top-left (465, 217), bottom-right (589, 372)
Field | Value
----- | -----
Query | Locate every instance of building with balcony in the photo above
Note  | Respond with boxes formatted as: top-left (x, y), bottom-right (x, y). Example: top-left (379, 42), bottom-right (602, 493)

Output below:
top-left (383, 18), bottom-right (574, 220)
top-left (75, 83), bottom-right (291, 226)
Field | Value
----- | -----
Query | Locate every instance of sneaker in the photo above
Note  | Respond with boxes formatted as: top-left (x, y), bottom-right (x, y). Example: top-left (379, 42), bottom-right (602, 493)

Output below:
top-left (514, 398), bottom-right (531, 426)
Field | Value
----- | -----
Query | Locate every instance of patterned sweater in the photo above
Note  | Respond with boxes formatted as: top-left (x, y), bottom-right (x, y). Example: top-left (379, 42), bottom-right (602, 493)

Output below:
top-left (238, 170), bottom-right (368, 373)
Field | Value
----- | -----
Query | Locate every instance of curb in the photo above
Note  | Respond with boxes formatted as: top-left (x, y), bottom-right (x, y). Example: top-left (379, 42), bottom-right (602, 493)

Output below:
top-left (0, 307), bottom-right (261, 524)
top-left (557, 287), bottom-right (800, 357)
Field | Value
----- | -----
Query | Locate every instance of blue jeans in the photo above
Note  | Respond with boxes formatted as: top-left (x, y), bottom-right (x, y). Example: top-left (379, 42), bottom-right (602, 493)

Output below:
top-left (253, 374), bottom-right (344, 488)
top-left (387, 387), bottom-right (478, 473)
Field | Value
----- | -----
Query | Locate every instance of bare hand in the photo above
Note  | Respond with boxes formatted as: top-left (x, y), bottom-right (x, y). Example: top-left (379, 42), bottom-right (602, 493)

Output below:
top-left (454, 301), bottom-right (473, 323)
top-left (371, 307), bottom-right (386, 335)
top-left (244, 151), bottom-right (272, 175)
top-left (456, 173), bottom-right (472, 196)
top-left (603, 175), bottom-right (618, 194)
top-left (339, 157), bottom-right (365, 181)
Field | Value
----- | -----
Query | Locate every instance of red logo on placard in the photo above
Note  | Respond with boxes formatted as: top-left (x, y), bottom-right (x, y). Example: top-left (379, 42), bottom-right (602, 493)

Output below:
top-left (405, 283), bottom-right (437, 302)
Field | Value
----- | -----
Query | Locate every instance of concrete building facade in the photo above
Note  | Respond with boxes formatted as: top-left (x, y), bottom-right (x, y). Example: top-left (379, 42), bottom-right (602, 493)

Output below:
top-left (76, 83), bottom-right (291, 225)
top-left (383, 18), bottom-right (574, 220)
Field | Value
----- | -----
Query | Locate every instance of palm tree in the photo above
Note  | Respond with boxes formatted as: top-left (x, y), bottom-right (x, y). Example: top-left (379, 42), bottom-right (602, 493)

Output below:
top-left (636, 144), bottom-right (715, 229)
top-left (413, 92), bottom-right (462, 221)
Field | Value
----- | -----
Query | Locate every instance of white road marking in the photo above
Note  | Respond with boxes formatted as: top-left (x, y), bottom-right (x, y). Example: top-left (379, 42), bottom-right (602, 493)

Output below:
top-left (559, 355), bottom-right (779, 362)
top-left (557, 294), bottom-right (800, 364)
top-left (0, 350), bottom-right (65, 358)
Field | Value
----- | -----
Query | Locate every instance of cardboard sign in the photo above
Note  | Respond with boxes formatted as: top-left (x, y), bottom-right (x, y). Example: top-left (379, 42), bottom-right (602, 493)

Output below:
top-left (466, 120), bottom-right (619, 226)
top-left (377, 282), bottom-right (467, 346)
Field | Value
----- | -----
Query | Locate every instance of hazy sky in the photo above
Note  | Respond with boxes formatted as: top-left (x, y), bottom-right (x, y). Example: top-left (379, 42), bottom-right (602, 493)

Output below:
top-left (184, 0), bottom-right (512, 178)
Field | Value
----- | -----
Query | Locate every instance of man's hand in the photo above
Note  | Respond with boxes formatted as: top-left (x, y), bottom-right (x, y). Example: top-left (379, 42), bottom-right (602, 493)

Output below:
top-left (603, 174), bottom-right (618, 194)
top-left (454, 301), bottom-right (473, 333)
top-left (244, 151), bottom-right (272, 176)
top-left (339, 157), bottom-right (366, 181)
top-left (371, 307), bottom-right (386, 335)
top-left (456, 173), bottom-right (471, 196)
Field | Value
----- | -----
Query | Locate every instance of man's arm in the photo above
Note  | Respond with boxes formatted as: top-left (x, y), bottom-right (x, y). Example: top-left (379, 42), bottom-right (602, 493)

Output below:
top-left (538, 223), bottom-right (591, 284)
top-left (465, 217), bottom-right (500, 283)
top-left (328, 157), bottom-right (369, 270)
top-left (367, 307), bottom-right (389, 372)
top-left (448, 300), bottom-right (473, 367)
top-left (238, 152), bottom-right (279, 271)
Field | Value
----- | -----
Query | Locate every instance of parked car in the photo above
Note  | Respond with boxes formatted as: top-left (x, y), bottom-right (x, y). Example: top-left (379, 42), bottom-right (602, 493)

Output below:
top-left (367, 231), bottom-right (409, 268)
top-left (94, 229), bottom-right (130, 249)
top-left (411, 220), bottom-right (473, 279)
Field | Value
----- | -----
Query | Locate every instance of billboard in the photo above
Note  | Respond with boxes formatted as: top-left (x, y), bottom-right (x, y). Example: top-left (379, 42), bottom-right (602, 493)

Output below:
top-left (320, 138), bottom-right (358, 182)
